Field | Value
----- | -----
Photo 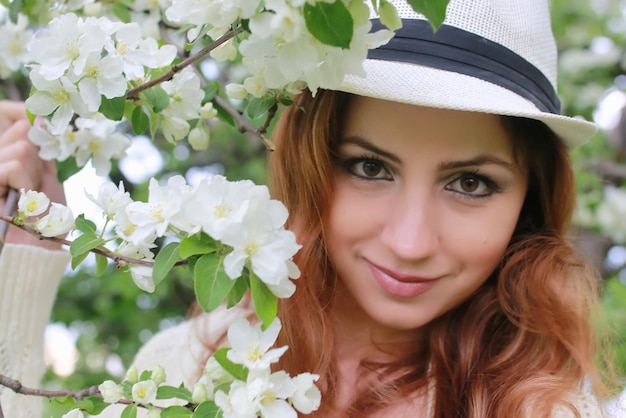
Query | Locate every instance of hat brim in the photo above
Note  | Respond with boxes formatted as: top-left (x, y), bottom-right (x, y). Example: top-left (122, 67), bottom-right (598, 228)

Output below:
top-left (338, 59), bottom-right (597, 148)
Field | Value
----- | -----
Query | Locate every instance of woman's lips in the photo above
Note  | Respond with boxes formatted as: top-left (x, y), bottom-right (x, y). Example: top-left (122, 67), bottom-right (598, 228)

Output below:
top-left (366, 260), bottom-right (438, 298)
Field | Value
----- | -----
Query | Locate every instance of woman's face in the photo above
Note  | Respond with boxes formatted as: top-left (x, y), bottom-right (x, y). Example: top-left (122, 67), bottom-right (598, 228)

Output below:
top-left (325, 96), bottom-right (528, 337)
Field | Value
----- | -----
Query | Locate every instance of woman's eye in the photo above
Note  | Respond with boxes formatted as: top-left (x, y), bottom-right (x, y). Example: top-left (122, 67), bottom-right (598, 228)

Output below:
top-left (446, 174), bottom-right (493, 197)
top-left (349, 159), bottom-right (392, 180)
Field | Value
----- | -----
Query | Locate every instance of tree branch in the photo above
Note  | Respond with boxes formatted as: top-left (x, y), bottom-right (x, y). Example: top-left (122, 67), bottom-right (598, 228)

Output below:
top-left (126, 30), bottom-right (235, 101)
top-left (0, 373), bottom-right (103, 401)
top-left (0, 214), bottom-right (189, 267)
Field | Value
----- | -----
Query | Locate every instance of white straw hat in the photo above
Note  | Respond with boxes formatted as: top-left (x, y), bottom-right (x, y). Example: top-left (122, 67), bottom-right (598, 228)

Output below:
top-left (338, 0), bottom-right (598, 148)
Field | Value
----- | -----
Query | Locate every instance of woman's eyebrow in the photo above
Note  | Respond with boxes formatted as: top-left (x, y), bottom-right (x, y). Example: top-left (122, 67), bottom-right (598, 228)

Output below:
top-left (437, 155), bottom-right (515, 171)
top-left (339, 136), bottom-right (401, 164)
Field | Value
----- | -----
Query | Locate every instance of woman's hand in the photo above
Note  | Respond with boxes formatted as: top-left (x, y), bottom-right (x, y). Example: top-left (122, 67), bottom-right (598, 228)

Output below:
top-left (0, 100), bottom-right (66, 250)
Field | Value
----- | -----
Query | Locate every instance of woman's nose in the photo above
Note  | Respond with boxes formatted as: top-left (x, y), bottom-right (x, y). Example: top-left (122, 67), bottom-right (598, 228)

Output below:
top-left (379, 190), bottom-right (439, 261)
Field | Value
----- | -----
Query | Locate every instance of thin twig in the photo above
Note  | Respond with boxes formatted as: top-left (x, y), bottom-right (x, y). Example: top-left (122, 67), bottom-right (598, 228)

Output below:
top-left (0, 188), bottom-right (19, 253)
top-left (0, 214), bottom-right (189, 267)
top-left (0, 373), bottom-right (103, 401)
top-left (126, 30), bottom-right (235, 101)
top-left (213, 95), bottom-right (276, 151)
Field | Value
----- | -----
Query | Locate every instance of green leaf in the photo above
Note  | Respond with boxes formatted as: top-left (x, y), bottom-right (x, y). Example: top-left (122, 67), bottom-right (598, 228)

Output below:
top-left (95, 253), bottom-right (108, 277)
top-left (75, 396), bottom-right (108, 415)
top-left (153, 241), bottom-right (181, 287)
top-left (100, 96), bottom-right (127, 121)
top-left (202, 83), bottom-right (220, 101)
top-left (111, 2), bottom-right (132, 23)
top-left (180, 233), bottom-right (217, 259)
top-left (379, 0), bottom-right (402, 31)
top-left (131, 106), bottom-right (150, 135)
top-left (303, 0), bottom-right (354, 48)
top-left (71, 251), bottom-right (90, 270)
top-left (162, 406), bottom-right (192, 418)
top-left (55, 157), bottom-right (81, 183)
top-left (212, 348), bottom-right (248, 381)
top-left (192, 401), bottom-right (223, 418)
top-left (226, 277), bottom-right (248, 308)
top-left (249, 272), bottom-right (277, 330)
top-left (213, 100), bottom-right (236, 127)
top-left (144, 86), bottom-right (171, 113)
top-left (157, 385), bottom-right (192, 402)
top-left (74, 214), bottom-right (97, 234)
top-left (244, 97), bottom-right (275, 120)
top-left (121, 404), bottom-right (138, 418)
top-left (8, 0), bottom-right (22, 23)
top-left (194, 253), bottom-right (235, 312)
top-left (70, 232), bottom-right (105, 257)
top-left (139, 370), bottom-right (153, 381)
top-left (406, 0), bottom-right (450, 30)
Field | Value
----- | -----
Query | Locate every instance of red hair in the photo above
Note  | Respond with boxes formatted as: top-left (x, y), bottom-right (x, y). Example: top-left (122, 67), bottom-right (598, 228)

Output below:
top-left (267, 90), bottom-right (609, 417)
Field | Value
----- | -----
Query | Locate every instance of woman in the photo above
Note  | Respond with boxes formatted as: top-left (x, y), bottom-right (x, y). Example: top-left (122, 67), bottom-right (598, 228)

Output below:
top-left (0, 0), bottom-right (613, 416)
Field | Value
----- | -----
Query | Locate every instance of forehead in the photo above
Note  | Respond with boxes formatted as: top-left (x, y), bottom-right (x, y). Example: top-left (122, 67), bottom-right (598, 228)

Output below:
top-left (341, 96), bottom-right (515, 159)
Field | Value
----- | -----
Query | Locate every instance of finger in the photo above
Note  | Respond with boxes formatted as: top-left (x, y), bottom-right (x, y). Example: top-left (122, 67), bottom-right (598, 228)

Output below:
top-left (0, 100), bottom-right (27, 121)
top-left (0, 140), bottom-right (45, 193)
top-left (0, 101), bottom-right (28, 131)
top-left (0, 118), bottom-right (31, 150)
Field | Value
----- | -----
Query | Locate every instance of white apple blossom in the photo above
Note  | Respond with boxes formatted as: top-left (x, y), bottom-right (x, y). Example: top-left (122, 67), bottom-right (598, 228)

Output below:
top-left (160, 115), bottom-right (191, 143)
top-left (217, 369), bottom-right (298, 418)
top-left (18, 189), bottom-right (50, 217)
top-left (77, 53), bottom-right (127, 111)
top-left (72, 115), bottom-right (132, 175)
top-left (226, 318), bottom-right (287, 370)
top-left (182, 176), bottom-right (256, 240)
top-left (291, 373), bottom-right (321, 414)
top-left (166, 0), bottom-right (261, 39)
top-left (0, 14), bottom-right (33, 78)
top-left (125, 176), bottom-right (188, 241)
top-left (221, 220), bottom-right (300, 295)
top-left (35, 203), bottom-right (75, 237)
top-left (86, 181), bottom-right (133, 221)
top-left (131, 265), bottom-right (156, 293)
top-left (28, 123), bottom-right (79, 162)
top-left (25, 69), bottom-right (90, 135)
top-left (27, 13), bottom-right (107, 81)
top-left (161, 67), bottom-right (204, 121)
top-left (98, 380), bottom-right (124, 403)
top-left (131, 379), bottom-right (158, 404)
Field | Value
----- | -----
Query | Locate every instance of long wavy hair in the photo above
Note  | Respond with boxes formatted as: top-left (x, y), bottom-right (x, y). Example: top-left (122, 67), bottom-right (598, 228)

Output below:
top-left (267, 89), bottom-right (608, 417)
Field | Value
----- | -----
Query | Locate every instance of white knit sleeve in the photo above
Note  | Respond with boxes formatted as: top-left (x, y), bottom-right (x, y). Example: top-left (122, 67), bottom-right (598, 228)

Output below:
top-left (0, 244), bottom-right (70, 418)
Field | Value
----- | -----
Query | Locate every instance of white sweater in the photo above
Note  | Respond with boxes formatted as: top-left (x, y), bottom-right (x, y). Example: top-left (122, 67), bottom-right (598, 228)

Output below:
top-left (0, 244), bottom-right (608, 417)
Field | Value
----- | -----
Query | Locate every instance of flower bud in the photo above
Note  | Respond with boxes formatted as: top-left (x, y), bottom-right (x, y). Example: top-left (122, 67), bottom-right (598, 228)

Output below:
top-left (225, 83), bottom-right (248, 100)
top-left (98, 380), bottom-right (124, 404)
top-left (210, 40), bottom-right (237, 62)
top-left (188, 126), bottom-right (210, 151)
top-left (151, 365), bottom-right (166, 385)
top-left (199, 102), bottom-right (218, 120)
top-left (191, 382), bottom-right (208, 404)
top-left (126, 366), bottom-right (139, 384)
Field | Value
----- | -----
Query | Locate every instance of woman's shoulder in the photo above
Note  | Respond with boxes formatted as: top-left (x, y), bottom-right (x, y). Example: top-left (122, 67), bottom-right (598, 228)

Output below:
top-left (129, 302), bottom-right (255, 389)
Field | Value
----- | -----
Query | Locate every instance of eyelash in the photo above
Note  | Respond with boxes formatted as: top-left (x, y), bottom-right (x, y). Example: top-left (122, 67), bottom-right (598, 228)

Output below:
top-left (342, 154), bottom-right (393, 181)
top-left (340, 155), bottom-right (501, 199)
top-left (445, 170), bottom-right (501, 200)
